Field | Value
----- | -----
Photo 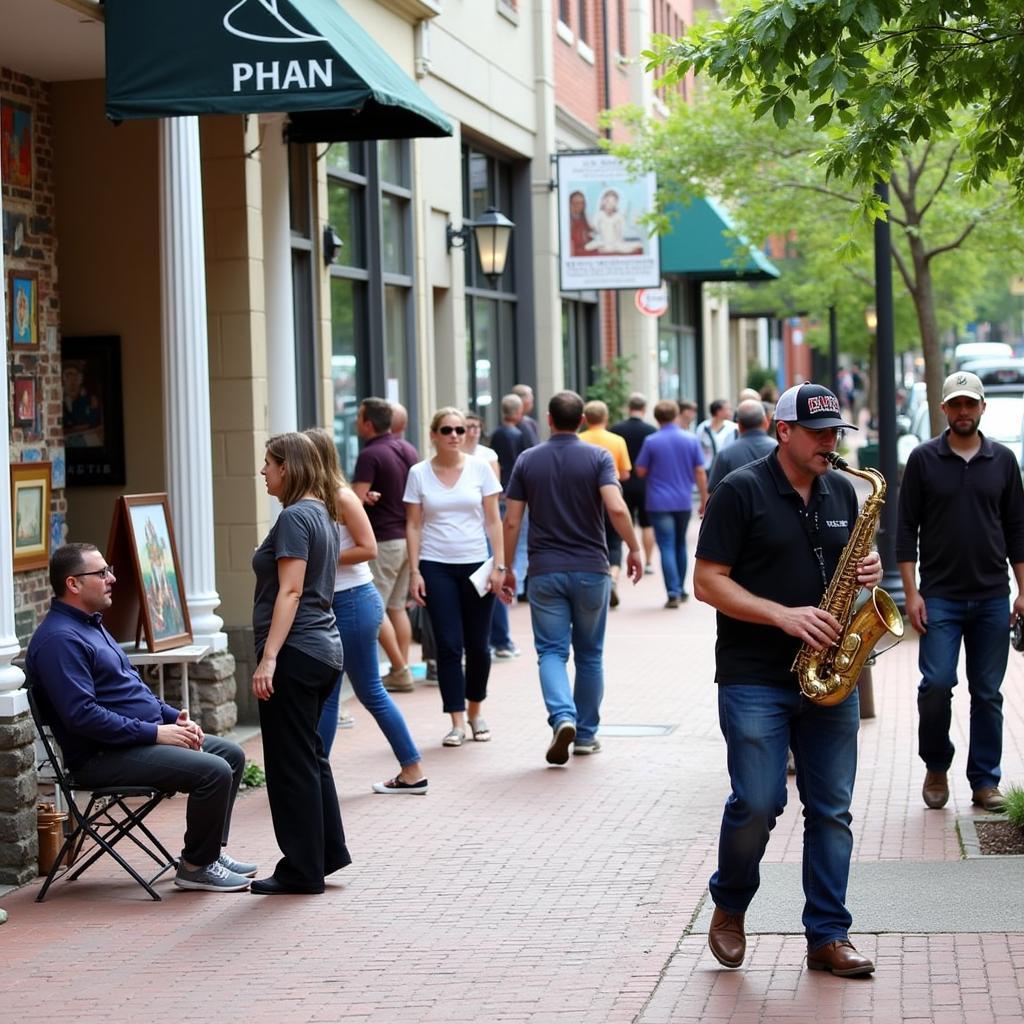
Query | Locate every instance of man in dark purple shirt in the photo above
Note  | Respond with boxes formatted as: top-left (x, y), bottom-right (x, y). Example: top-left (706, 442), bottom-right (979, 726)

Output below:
top-left (26, 543), bottom-right (254, 892)
top-left (502, 391), bottom-right (643, 766)
top-left (352, 397), bottom-right (419, 691)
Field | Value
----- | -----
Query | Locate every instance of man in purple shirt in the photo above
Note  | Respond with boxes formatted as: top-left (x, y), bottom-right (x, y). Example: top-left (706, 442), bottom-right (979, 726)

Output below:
top-left (636, 399), bottom-right (709, 608)
top-left (501, 391), bottom-right (643, 765)
top-left (26, 543), bottom-right (254, 892)
top-left (352, 397), bottom-right (419, 691)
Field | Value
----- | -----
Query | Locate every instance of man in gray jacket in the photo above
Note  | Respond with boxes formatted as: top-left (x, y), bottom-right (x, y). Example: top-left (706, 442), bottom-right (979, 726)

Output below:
top-left (707, 400), bottom-right (776, 492)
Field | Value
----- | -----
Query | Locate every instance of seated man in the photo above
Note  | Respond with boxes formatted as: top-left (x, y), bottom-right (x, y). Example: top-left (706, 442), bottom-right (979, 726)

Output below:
top-left (26, 543), bottom-right (255, 893)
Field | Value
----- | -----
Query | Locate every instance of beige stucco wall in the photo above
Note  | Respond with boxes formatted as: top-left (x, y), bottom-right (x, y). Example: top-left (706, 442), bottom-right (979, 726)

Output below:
top-left (51, 79), bottom-right (164, 548)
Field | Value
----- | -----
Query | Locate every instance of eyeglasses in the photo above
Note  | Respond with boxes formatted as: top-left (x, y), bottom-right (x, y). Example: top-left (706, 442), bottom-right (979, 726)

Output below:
top-left (73, 565), bottom-right (115, 579)
top-left (795, 425), bottom-right (845, 441)
top-left (438, 426), bottom-right (466, 436)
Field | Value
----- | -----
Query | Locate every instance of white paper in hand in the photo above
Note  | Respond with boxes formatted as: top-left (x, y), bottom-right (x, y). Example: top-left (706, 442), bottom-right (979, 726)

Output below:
top-left (468, 556), bottom-right (495, 597)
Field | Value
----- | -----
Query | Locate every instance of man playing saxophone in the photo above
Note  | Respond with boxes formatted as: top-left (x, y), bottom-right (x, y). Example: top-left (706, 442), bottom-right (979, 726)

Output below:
top-left (694, 382), bottom-right (882, 978)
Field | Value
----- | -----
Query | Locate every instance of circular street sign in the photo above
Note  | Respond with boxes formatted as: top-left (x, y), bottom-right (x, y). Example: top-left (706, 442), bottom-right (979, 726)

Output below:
top-left (635, 284), bottom-right (669, 317)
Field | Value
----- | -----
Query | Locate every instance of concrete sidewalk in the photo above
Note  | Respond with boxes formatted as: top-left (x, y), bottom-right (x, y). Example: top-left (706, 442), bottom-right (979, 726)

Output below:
top-left (1, 527), bottom-right (1022, 1023)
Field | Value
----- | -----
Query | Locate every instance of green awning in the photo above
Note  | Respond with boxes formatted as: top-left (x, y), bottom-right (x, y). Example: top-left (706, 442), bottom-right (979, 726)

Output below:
top-left (659, 197), bottom-right (779, 281)
top-left (105, 0), bottom-right (452, 141)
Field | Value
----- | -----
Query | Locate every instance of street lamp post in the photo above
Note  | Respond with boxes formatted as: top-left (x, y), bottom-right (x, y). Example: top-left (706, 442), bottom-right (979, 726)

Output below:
top-left (872, 181), bottom-right (905, 609)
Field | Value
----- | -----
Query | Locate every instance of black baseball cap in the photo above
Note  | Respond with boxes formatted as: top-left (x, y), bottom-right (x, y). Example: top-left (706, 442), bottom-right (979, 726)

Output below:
top-left (775, 382), bottom-right (856, 430)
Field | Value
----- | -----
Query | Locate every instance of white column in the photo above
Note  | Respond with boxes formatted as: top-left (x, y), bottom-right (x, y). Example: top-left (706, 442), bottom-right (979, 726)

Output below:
top-left (0, 157), bottom-right (27, 715)
top-left (159, 117), bottom-right (227, 653)
top-left (260, 114), bottom-right (297, 436)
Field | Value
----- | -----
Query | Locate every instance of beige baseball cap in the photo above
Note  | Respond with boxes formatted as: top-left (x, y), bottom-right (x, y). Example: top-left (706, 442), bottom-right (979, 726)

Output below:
top-left (941, 371), bottom-right (984, 402)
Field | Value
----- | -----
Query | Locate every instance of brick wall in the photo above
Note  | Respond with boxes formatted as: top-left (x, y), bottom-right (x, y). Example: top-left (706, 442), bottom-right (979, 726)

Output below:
top-left (2, 68), bottom-right (66, 645)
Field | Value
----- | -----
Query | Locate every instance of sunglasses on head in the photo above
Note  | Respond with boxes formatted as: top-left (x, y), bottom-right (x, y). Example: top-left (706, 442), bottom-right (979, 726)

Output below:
top-left (438, 425), bottom-right (466, 436)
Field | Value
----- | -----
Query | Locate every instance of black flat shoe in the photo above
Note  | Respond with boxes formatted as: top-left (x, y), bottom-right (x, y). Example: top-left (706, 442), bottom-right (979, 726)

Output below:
top-left (250, 876), bottom-right (324, 895)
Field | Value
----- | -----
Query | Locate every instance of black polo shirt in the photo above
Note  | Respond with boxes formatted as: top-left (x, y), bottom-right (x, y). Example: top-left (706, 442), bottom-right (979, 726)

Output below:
top-left (896, 430), bottom-right (1024, 600)
top-left (696, 449), bottom-right (859, 687)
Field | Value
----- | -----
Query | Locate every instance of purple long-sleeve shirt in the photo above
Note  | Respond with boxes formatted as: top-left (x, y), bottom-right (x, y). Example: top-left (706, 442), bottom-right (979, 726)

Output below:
top-left (26, 601), bottom-right (179, 769)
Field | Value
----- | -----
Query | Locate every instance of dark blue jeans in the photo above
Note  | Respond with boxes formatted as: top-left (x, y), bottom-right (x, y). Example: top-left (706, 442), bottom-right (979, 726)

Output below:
top-left (648, 509), bottom-right (691, 599)
top-left (918, 595), bottom-right (1008, 790)
top-left (419, 559), bottom-right (495, 713)
top-left (710, 684), bottom-right (860, 950)
top-left (317, 583), bottom-right (421, 766)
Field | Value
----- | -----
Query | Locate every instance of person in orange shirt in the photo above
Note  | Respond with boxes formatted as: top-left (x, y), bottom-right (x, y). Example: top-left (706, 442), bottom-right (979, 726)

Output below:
top-left (580, 400), bottom-right (632, 607)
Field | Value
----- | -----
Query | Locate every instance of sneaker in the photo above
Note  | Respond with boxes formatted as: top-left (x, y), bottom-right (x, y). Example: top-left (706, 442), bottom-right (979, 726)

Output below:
top-left (382, 665), bottom-right (414, 692)
top-left (643, 564), bottom-right (655, 576)
top-left (493, 644), bottom-right (521, 660)
top-left (573, 738), bottom-right (602, 755)
top-left (546, 720), bottom-right (576, 765)
top-left (609, 585), bottom-right (620, 608)
top-left (218, 852), bottom-right (258, 878)
top-left (372, 775), bottom-right (429, 795)
top-left (425, 659), bottom-right (438, 683)
top-left (175, 859), bottom-right (251, 892)
top-left (664, 596), bottom-right (680, 609)
top-left (338, 712), bottom-right (356, 729)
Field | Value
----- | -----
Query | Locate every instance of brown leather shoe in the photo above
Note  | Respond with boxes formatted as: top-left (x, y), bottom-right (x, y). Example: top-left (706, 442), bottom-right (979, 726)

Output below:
top-left (708, 906), bottom-right (745, 968)
top-left (807, 940), bottom-right (875, 977)
top-left (922, 770), bottom-right (949, 809)
top-left (972, 786), bottom-right (1006, 812)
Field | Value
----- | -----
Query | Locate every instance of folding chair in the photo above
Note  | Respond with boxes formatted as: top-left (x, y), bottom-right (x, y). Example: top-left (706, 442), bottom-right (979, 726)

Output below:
top-left (26, 678), bottom-right (178, 902)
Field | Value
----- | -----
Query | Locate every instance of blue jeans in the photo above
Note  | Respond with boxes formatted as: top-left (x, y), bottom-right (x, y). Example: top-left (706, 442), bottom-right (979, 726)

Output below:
top-left (649, 510), bottom-right (691, 598)
top-left (918, 595), bottom-right (1007, 790)
top-left (419, 560), bottom-right (495, 713)
top-left (528, 571), bottom-right (610, 743)
top-left (710, 684), bottom-right (860, 950)
top-left (317, 583), bottom-right (421, 766)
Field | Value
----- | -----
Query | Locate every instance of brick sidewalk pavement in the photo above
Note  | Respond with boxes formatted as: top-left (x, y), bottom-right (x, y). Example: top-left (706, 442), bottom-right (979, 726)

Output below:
top-left (1, 524), bottom-right (1022, 1023)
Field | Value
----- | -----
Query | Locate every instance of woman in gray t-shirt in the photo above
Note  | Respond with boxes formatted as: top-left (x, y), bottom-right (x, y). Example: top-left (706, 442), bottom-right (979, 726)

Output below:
top-left (250, 432), bottom-right (347, 895)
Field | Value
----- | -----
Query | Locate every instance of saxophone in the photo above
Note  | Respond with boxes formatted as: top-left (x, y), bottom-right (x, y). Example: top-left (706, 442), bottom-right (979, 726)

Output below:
top-left (791, 452), bottom-right (904, 706)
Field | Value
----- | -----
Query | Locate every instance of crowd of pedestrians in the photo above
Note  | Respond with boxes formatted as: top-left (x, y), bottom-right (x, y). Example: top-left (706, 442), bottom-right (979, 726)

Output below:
top-left (41, 374), bottom-right (1022, 988)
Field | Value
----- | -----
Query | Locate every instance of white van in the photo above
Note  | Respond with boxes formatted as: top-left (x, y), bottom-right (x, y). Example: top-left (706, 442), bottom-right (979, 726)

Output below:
top-left (954, 341), bottom-right (1014, 368)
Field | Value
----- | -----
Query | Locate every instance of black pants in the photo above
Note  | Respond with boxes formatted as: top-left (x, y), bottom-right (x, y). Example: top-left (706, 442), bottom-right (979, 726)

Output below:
top-left (419, 559), bottom-right (495, 713)
top-left (258, 644), bottom-right (349, 891)
top-left (72, 734), bottom-right (244, 867)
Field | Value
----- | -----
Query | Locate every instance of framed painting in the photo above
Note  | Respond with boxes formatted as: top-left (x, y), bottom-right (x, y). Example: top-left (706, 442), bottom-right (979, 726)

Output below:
top-left (11, 462), bottom-right (51, 572)
top-left (12, 375), bottom-right (36, 428)
top-left (2, 207), bottom-right (29, 257)
top-left (121, 494), bottom-right (192, 651)
top-left (1, 102), bottom-right (32, 191)
top-left (9, 270), bottom-right (38, 349)
top-left (62, 335), bottom-right (126, 486)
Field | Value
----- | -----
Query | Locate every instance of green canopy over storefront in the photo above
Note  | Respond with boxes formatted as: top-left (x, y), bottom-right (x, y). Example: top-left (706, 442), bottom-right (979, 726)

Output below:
top-left (659, 197), bottom-right (779, 281)
top-left (105, 0), bottom-right (452, 141)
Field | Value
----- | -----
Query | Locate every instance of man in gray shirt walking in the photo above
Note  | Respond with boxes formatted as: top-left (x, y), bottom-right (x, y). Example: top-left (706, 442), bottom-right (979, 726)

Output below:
top-left (707, 400), bottom-right (777, 492)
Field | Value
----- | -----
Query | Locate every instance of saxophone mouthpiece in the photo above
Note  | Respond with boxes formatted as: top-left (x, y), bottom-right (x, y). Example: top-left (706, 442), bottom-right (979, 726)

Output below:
top-left (825, 452), bottom-right (848, 470)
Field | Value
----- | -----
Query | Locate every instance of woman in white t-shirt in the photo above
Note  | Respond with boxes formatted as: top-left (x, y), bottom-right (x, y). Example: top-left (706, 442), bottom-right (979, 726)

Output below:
top-left (305, 429), bottom-right (427, 795)
top-left (404, 407), bottom-right (504, 747)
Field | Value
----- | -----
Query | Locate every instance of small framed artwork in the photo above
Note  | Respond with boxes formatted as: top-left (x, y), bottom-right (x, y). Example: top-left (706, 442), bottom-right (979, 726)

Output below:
top-left (12, 375), bottom-right (36, 428)
top-left (11, 462), bottom-right (51, 572)
top-left (9, 270), bottom-right (38, 349)
top-left (108, 494), bottom-right (192, 651)
top-left (62, 335), bottom-right (126, 486)
top-left (2, 208), bottom-right (29, 257)
top-left (1, 102), bottom-right (33, 192)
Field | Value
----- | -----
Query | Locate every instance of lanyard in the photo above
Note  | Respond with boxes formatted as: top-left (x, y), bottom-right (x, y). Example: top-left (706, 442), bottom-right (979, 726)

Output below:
top-left (798, 504), bottom-right (828, 589)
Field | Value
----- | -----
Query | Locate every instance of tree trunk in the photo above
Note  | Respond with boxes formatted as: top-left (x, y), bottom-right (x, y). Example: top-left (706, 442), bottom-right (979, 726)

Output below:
top-left (910, 242), bottom-right (945, 437)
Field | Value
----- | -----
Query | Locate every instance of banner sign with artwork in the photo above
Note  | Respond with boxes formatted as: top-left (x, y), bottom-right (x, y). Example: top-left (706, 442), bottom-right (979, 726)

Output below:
top-left (557, 152), bottom-right (660, 292)
top-left (105, 494), bottom-right (192, 652)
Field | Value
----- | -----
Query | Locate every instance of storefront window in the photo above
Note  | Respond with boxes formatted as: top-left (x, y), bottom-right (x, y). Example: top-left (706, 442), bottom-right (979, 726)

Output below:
top-left (327, 139), bottom-right (415, 462)
top-left (561, 296), bottom-right (598, 397)
top-left (658, 279), bottom-right (698, 402)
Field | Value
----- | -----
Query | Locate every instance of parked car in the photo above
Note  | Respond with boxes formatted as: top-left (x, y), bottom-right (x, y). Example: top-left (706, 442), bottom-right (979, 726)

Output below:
top-left (953, 341), bottom-right (1013, 369)
top-left (957, 357), bottom-right (1024, 387)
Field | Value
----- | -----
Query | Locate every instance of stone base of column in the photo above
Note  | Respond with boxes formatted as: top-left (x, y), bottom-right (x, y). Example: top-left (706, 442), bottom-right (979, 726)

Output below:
top-left (0, 711), bottom-right (40, 886)
top-left (155, 653), bottom-right (239, 735)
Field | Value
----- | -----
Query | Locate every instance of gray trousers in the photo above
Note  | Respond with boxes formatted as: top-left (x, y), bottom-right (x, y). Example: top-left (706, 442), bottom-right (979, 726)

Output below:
top-left (71, 735), bottom-right (245, 867)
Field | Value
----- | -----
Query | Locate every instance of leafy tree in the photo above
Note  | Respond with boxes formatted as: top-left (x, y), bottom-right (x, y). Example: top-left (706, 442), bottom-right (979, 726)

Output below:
top-left (610, 82), bottom-right (1024, 434)
top-left (586, 355), bottom-right (635, 421)
top-left (651, 1), bottom-right (1024, 203)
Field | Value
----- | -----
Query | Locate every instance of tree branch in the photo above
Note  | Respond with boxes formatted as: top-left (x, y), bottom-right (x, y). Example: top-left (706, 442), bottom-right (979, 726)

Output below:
top-left (917, 144), bottom-right (958, 221)
top-left (891, 244), bottom-right (916, 297)
top-left (925, 220), bottom-right (980, 262)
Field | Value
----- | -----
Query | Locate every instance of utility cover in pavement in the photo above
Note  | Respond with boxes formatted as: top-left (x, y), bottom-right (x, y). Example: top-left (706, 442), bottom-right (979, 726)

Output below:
top-left (598, 725), bottom-right (676, 737)
top-left (691, 859), bottom-right (1024, 934)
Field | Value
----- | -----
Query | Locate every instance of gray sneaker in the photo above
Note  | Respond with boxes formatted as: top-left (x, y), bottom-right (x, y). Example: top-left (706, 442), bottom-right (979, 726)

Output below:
top-left (175, 859), bottom-right (251, 892)
top-left (573, 738), bottom-right (602, 755)
top-left (218, 852), bottom-right (258, 878)
top-left (382, 666), bottom-right (415, 692)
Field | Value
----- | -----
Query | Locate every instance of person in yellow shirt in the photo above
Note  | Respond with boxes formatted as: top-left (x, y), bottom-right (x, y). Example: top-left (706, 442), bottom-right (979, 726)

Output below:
top-left (580, 400), bottom-right (632, 607)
